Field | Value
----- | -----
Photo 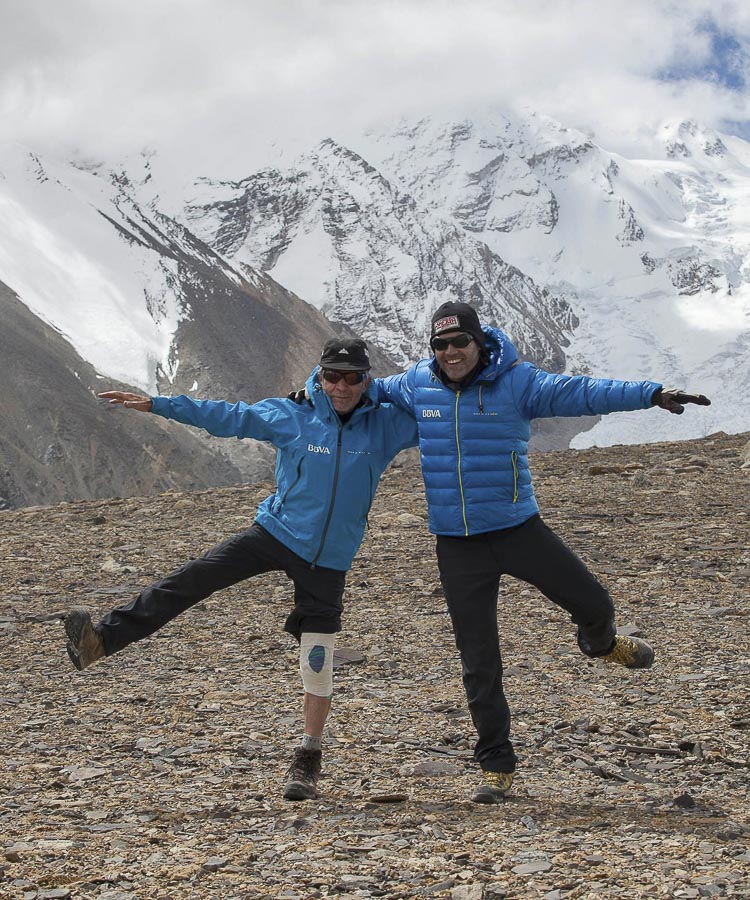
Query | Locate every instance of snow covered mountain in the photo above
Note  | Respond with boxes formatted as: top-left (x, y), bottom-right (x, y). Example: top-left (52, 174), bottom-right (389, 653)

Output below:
top-left (183, 113), bottom-right (750, 447)
top-left (1, 107), bottom-right (747, 510)
top-left (184, 139), bottom-right (576, 372)
top-left (0, 144), bottom-right (394, 507)
top-left (0, 144), bottom-right (353, 401)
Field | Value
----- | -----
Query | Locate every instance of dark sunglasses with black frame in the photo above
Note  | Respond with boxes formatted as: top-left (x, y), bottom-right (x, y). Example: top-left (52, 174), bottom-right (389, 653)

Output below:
top-left (321, 369), bottom-right (369, 385)
top-left (430, 333), bottom-right (474, 351)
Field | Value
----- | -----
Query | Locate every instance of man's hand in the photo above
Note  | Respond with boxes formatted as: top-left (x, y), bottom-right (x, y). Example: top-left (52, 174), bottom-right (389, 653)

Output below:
top-left (98, 391), bottom-right (153, 412)
top-left (652, 387), bottom-right (711, 415)
top-left (287, 388), bottom-right (309, 404)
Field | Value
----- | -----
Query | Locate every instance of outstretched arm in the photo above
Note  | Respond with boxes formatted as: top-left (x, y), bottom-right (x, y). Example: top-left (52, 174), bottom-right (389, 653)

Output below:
top-left (99, 391), bottom-right (296, 443)
top-left (515, 366), bottom-right (711, 420)
top-left (98, 391), bottom-right (152, 412)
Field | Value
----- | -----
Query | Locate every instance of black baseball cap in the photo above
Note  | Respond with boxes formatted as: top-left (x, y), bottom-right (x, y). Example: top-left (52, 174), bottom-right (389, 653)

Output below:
top-left (319, 337), bottom-right (371, 372)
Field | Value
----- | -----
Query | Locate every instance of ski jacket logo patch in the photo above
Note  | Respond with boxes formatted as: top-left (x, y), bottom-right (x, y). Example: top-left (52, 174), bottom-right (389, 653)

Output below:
top-left (422, 409), bottom-right (442, 418)
top-left (433, 315), bottom-right (460, 333)
top-left (307, 444), bottom-right (331, 454)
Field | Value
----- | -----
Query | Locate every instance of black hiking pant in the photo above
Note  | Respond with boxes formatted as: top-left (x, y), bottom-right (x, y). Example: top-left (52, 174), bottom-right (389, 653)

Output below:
top-left (98, 524), bottom-right (346, 655)
top-left (435, 514), bottom-right (616, 774)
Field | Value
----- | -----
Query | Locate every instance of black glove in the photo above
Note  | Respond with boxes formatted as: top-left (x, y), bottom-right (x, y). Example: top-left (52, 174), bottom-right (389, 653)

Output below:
top-left (651, 387), bottom-right (711, 415)
top-left (287, 388), bottom-right (308, 404)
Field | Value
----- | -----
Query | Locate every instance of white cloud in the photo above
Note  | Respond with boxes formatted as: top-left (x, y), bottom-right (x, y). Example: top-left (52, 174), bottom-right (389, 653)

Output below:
top-left (1, 0), bottom-right (749, 178)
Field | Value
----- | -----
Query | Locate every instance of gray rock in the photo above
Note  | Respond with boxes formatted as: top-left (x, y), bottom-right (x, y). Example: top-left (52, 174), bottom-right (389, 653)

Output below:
top-left (512, 860), bottom-right (553, 875)
top-left (400, 760), bottom-right (462, 776)
top-left (451, 886), bottom-right (484, 900)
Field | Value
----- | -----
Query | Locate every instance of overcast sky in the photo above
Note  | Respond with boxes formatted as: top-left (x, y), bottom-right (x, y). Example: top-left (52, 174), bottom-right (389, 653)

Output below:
top-left (2, 0), bottom-right (750, 180)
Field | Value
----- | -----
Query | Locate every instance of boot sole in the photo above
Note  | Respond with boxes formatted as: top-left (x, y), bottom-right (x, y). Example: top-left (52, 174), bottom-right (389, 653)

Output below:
top-left (66, 642), bottom-right (84, 671)
top-left (63, 609), bottom-right (103, 670)
top-left (471, 789), bottom-right (508, 804)
top-left (64, 608), bottom-right (90, 644)
top-left (626, 653), bottom-right (655, 669)
top-left (283, 781), bottom-right (318, 801)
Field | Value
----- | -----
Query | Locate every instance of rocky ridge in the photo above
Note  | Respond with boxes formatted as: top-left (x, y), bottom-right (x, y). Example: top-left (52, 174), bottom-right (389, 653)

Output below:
top-left (1, 432), bottom-right (749, 899)
top-left (185, 138), bottom-right (577, 371)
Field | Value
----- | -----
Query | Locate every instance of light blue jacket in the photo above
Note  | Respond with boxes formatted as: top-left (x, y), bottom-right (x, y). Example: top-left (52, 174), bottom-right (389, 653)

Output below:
top-left (373, 326), bottom-right (661, 536)
top-left (151, 369), bottom-right (418, 569)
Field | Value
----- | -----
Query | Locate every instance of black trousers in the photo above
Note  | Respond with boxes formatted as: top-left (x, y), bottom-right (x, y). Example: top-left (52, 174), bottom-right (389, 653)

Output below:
top-left (435, 514), bottom-right (616, 774)
top-left (98, 524), bottom-right (346, 655)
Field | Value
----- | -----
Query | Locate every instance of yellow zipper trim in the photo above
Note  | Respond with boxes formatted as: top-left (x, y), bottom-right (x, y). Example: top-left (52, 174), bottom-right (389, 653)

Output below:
top-left (455, 391), bottom-right (469, 535)
top-left (511, 450), bottom-right (519, 503)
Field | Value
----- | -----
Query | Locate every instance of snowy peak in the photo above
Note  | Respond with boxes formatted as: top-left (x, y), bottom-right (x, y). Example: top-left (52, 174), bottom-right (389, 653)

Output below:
top-left (357, 112), bottom-right (750, 310)
top-left (662, 120), bottom-right (729, 162)
top-left (184, 110), bottom-right (749, 446)
top-left (0, 143), bottom-right (359, 403)
top-left (186, 134), bottom-right (576, 370)
top-left (0, 144), bottom-right (188, 390)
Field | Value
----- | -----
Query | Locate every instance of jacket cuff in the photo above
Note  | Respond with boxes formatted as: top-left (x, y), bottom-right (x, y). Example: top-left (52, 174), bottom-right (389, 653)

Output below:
top-left (150, 396), bottom-right (169, 417)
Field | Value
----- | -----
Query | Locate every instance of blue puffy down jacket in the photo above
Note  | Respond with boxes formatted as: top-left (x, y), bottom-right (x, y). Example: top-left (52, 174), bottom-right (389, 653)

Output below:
top-left (374, 326), bottom-right (661, 536)
top-left (150, 368), bottom-right (418, 569)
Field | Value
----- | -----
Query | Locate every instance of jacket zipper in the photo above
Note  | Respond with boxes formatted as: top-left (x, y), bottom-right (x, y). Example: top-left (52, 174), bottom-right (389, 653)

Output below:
top-left (365, 467), bottom-right (374, 531)
top-left (311, 421), bottom-right (343, 568)
top-left (511, 450), bottom-right (519, 503)
top-left (455, 391), bottom-right (469, 535)
top-left (276, 458), bottom-right (303, 511)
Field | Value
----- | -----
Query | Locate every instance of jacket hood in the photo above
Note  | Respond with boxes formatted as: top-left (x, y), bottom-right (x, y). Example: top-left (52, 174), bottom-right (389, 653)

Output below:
top-left (482, 325), bottom-right (519, 378)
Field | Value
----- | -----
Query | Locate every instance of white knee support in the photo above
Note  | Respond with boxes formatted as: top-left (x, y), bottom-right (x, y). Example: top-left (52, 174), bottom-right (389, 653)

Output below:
top-left (299, 632), bottom-right (335, 698)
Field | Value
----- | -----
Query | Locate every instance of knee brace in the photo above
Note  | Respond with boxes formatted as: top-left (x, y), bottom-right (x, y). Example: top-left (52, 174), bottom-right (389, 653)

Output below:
top-left (299, 632), bottom-right (335, 698)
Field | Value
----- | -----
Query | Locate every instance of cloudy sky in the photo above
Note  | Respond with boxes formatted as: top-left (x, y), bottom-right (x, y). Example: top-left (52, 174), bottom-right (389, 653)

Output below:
top-left (2, 0), bottom-right (750, 179)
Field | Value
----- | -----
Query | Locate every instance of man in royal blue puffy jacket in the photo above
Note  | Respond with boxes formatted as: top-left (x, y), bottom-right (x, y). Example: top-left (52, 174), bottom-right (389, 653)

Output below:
top-left (63, 337), bottom-right (417, 802)
top-left (373, 301), bottom-right (711, 804)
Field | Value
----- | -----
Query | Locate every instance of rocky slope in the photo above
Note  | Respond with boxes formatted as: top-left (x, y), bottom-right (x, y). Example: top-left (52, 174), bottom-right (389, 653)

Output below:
top-left (1, 432), bottom-right (748, 898)
top-left (0, 281), bottom-right (252, 510)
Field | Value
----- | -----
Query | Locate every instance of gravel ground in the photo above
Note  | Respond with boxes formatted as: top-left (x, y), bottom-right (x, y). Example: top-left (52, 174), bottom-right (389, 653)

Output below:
top-left (1, 432), bottom-right (748, 899)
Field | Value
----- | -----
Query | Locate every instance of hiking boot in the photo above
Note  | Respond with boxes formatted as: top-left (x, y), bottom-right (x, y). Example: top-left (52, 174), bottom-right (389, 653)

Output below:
top-left (64, 608), bottom-right (106, 670)
top-left (283, 747), bottom-right (322, 800)
top-left (471, 770), bottom-right (514, 804)
top-left (601, 634), bottom-right (654, 669)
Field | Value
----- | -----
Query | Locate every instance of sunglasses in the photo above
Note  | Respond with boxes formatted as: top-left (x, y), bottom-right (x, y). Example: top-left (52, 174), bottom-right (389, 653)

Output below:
top-left (321, 369), bottom-right (368, 385)
top-left (431, 333), bottom-right (474, 351)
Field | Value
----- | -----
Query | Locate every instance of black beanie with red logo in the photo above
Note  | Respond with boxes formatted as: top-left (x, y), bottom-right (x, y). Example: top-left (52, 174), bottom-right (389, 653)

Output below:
top-left (430, 302), bottom-right (487, 349)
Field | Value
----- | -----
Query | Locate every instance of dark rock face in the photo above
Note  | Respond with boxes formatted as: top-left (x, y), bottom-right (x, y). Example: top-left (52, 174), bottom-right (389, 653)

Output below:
top-left (668, 258), bottom-right (722, 295)
top-left (1, 431), bottom-right (748, 896)
top-left (0, 281), bottom-right (247, 508)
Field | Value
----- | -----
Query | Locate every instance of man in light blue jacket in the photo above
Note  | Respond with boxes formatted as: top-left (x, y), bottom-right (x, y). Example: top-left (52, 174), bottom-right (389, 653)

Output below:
top-left (63, 337), bottom-right (418, 801)
top-left (373, 301), bottom-right (711, 804)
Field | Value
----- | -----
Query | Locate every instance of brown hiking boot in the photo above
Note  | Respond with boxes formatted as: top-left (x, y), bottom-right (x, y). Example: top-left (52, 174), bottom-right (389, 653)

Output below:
top-left (602, 634), bottom-right (655, 669)
top-left (283, 748), bottom-right (322, 800)
top-left (64, 608), bottom-right (106, 670)
top-left (471, 770), bottom-right (514, 804)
